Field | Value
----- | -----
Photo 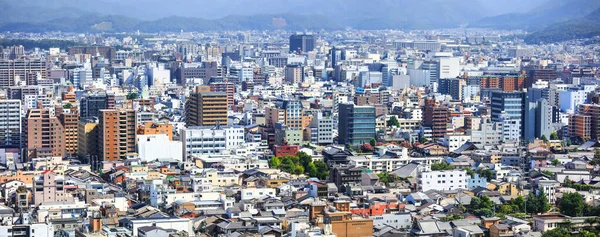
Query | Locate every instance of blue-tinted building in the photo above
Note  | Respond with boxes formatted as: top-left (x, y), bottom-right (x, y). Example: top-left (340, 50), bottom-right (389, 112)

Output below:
top-left (338, 103), bottom-right (376, 145)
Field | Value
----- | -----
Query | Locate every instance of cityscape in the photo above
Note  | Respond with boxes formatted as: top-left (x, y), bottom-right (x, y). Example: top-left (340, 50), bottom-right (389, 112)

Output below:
top-left (1, 0), bottom-right (600, 237)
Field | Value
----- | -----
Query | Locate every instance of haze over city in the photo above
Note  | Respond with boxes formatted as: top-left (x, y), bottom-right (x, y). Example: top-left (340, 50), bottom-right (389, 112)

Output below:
top-left (0, 0), bottom-right (599, 237)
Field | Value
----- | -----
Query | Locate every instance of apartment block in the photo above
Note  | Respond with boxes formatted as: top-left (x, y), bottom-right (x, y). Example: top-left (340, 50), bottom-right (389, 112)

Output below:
top-left (98, 109), bottom-right (136, 162)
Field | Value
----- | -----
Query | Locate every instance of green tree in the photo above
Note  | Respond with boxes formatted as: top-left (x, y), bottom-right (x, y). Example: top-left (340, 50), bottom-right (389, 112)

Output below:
top-left (307, 162), bottom-right (317, 177)
top-left (578, 230), bottom-right (598, 237)
top-left (369, 138), bottom-right (377, 147)
top-left (431, 162), bottom-right (453, 171)
top-left (541, 228), bottom-right (570, 237)
top-left (294, 164), bottom-right (304, 174)
top-left (269, 156), bottom-right (281, 168)
top-left (126, 92), bottom-right (138, 100)
top-left (314, 161), bottom-right (329, 180)
top-left (513, 196), bottom-right (526, 213)
top-left (537, 190), bottom-right (552, 214)
top-left (551, 159), bottom-right (560, 166)
top-left (63, 103), bottom-right (73, 109)
top-left (377, 172), bottom-right (393, 185)
top-left (550, 131), bottom-right (559, 140)
top-left (463, 167), bottom-right (475, 176)
top-left (559, 192), bottom-right (585, 217)
top-left (387, 116), bottom-right (400, 127)
top-left (526, 193), bottom-right (540, 215)
top-left (541, 135), bottom-right (548, 142)
top-left (296, 151), bottom-right (312, 170)
top-left (473, 208), bottom-right (493, 217)
top-left (477, 169), bottom-right (495, 182)
top-left (419, 136), bottom-right (428, 144)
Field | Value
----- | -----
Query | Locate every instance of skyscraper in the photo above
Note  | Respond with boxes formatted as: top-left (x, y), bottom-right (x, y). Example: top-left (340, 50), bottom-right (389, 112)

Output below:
top-left (98, 109), bottom-right (136, 162)
top-left (289, 33), bottom-right (316, 53)
top-left (185, 86), bottom-right (228, 127)
top-left (338, 103), bottom-right (376, 145)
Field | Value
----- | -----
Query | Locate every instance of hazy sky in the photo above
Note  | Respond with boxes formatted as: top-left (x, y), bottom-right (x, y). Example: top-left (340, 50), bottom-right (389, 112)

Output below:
top-left (17, 0), bottom-right (549, 20)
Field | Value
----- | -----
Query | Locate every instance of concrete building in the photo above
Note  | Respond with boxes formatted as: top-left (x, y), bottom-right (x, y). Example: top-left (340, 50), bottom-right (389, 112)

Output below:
top-left (285, 64), bottom-right (303, 84)
top-left (0, 59), bottom-right (47, 87)
top-left (419, 170), bottom-right (467, 191)
top-left (79, 93), bottom-right (115, 119)
top-left (137, 134), bottom-right (183, 162)
top-left (33, 170), bottom-right (73, 206)
top-left (185, 86), bottom-right (228, 127)
top-left (57, 108), bottom-right (79, 157)
top-left (0, 99), bottom-right (21, 149)
top-left (98, 109), bottom-right (136, 162)
top-left (181, 125), bottom-right (245, 160)
top-left (338, 103), bottom-right (376, 145)
top-left (266, 100), bottom-right (304, 129)
top-left (289, 33), bottom-right (316, 53)
top-left (24, 106), bottom-right (65, 159)
top-left (423, 99), bottom-right (449, 140)
top-left (78, 118), bottom-right (99, 160)
top-left (209, 82), bottom-right (235, 108)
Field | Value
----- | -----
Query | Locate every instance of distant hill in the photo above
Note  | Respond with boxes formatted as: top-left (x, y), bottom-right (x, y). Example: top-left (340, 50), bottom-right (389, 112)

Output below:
top-left (471, 0), bottom-right (600, 30)
top-left (0, 0), bottom-right (488, 32)
top-left (524, 8), bottom-right (600, 44)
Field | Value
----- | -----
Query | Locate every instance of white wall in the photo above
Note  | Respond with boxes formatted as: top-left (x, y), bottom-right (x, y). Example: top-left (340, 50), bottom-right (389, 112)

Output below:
top-left (137, 134), bottom-right (183, 162)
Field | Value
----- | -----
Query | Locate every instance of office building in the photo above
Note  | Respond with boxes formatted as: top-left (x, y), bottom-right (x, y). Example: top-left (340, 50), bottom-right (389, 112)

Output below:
top-left (68, 46), bottom-right (116, 61)
top-left (185, 86), bottom-right (228, 127)
top-left (284, 64), bottom-right (303, 84)
top-left (289, 33), bottom-right (316, 53)
top-left (438, 78), bottom-right (466, 100)
top-left (98, 109), bottom-right (136, 162)
top-left (420, 170), bottom-right (468, 192)
top-left (0, 99), bottom-right (21, 149)
top-left (577, 104), bottom-right (600, 140)
top-left (523, 99), bottom-right (552, 142)
top-left (265, 100), bottom-right (304, 129)
top-left (181, 125), bottom-right (245, 159)
top-left (491, 91), bottom-right (526, 137)
top-left (80, 93), bottom-right (115, 119)
top-left (0, 59), bottom-right (48, 87)
top-left (24, 106), bottom-right (65, 159)
top-left (338, 103), bottom-right (376, 145)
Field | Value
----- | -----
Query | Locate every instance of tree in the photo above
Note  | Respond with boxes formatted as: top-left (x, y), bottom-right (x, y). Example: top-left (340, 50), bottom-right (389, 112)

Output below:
top-left (559, 192), bottom-right (585, 217)
top-left (513, 196), bottom-right (526, 213)
top-left (431, 162), bottom-right (453, 171)
top-left (369, 138), bottom-right (377, 147)
top-left (387, 116), bottom-right (400, 127)
top-left (537, 190), bottom-right (551, 214)
top-left (297, 152), bottom-right (312, 170)
top-left (463, 167), bottom-right (475, 176)
top-left (314, 161), bottom-right (329, 180)
top-left (550, 131), bottom-right (559, 140)
top-left (361, 143), bottom-right (374, 153)
top-left (307, 163), bottom-right (317, 178)
top-left (419, 136), bottom-right (428, 144)
top-left (126, 92), bottom-right (138, 100)
top-left (377, 172), bottom-right (393, 185)
top-left (551, 159), bottom-right (560, 166)
top-left (269, 157), bottom-right (281, 168)
top-left (477, 169), bottom-right (495, 182)
top-left (294, 164), bottom-right (304, 174)
top-left (541, 135), bottom-right (548, 142)
top-left (63, 103), bottom-right (73, 109)
top-left (541, 228), bottom-right (570, 237)
top-left (526, 193), bottom-right (540, 215)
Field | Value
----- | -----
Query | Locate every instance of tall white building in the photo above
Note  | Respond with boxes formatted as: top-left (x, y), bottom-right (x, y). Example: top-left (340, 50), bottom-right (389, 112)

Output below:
top-left (181, 126), bottom-right (245, 160)
top-left (309, 112), bottom-right (334, 145)
top-left (420, 170), bottom-right (467, 191)
top-left (137, 134), bottom-right (183, 162)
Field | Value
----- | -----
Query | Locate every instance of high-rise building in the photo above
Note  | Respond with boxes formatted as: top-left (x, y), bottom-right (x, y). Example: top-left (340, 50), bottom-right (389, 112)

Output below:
top-left (0, 99), bottom-right (21, 149)
top-left (0, 59), bottom-right (48, 87)
top-left (289, 33), bottom-right (316, 53)
top-left (80, 93), bottom-right (115, 119)
top-left (523, 98), bottom-right (552, 142)
top-left (24, 106), bottom-right (65, 159)
top-left (68, 46), bottom-right (116, 61)
top-left (438, 78), bottom-right (466, 100)
top-left (98, 109), bottom-right (136, 162)
top-left (338, 103), bottom-right (376, 145)
top-left (78, 118), bottom-right (99, 160)
top-left (57, 107), bottom-right (80, 156)
top-left (265, 100), bottom-right (304, 129)
top-left (568, 114), bottom-right (591, 140)
top-left (209, 82), bottom-right (235, 108)
top-left (284, 64), bottom-right (303, 84)
top-left (491, 91), bottom-right (526, 139)
top-left (577, 104), bottom-right (600, 140)
top-left (185, 87), bottom-right (228, 127)
top-left (423, 99), bottom-right (449, 140)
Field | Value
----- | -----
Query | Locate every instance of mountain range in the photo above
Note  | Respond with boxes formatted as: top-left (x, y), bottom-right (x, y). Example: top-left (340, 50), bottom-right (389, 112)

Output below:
top-left (0, 0), bottom-right (599, 44)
